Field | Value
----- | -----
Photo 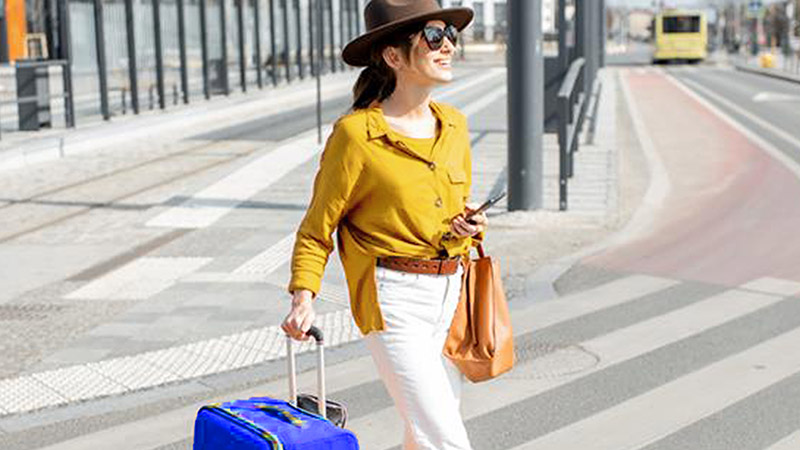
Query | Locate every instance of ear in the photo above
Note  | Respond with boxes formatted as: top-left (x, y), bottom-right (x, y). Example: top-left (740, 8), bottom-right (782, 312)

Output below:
top-left (381, 46), bottom-right (405, 70)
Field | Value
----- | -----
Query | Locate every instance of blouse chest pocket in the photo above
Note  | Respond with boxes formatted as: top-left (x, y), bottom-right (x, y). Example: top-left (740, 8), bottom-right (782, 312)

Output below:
top-left (447, 166), bottom-right (467, 184)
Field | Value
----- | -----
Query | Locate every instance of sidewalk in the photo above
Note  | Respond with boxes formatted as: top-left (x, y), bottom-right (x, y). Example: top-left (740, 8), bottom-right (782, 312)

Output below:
top-left (729, 51), bottom-right (800, 84)
top-left (0, 63), bottom-right (644, 427)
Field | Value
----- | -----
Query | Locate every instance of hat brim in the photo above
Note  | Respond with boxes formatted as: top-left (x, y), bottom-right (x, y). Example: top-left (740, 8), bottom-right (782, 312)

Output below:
top-left (341, 7), bottom-right (474, 67)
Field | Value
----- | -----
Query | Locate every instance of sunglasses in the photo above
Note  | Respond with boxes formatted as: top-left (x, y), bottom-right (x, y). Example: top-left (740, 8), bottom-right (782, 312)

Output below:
top-left (421, 24), bottom-right (459, 51)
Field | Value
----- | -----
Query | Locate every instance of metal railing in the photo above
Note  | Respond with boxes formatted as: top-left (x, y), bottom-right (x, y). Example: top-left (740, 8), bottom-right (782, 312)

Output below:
top-left (0, 59), bottom-right (75, 141)
top-left (556, 57), bottom-right (586, 211)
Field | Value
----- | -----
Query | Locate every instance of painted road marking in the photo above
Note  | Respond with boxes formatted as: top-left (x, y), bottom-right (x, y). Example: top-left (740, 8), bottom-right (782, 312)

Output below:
top-left (145, 128), bottom-right (328, 229)
top-left (741, 277), bottom-right (800, 297)
top-left (64, 257), bottom-right (212, 301)
top-left (752, 91), bottom-right (800, 103)
top-left (355, 287), bottom-right (785, 450)
top-left (511, 325), bottom-right (800, 450)
top-left (1, 274), bottom-right (672, 417)
top-left (766, 430), bottom-right (800, 450)
top-left (144, 68), bottom-right (506, 231)
top-left (667, 74), bottom-right (800, 181)
top-left (511, 274), bottom-right (679, 334)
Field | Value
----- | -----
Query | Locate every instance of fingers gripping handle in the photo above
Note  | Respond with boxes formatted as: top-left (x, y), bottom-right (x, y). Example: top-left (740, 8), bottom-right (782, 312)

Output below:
top-left (286, 325), bottom-right (327, 419)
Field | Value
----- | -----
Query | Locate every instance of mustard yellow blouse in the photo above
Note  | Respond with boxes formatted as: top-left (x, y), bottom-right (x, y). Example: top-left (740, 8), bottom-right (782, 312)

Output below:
top-left (288, 101), bottom-right (480, 335)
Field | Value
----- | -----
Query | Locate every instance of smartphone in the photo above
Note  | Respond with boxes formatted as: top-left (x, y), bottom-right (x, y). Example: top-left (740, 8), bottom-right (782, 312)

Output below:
top-left (465, 191), bottom-right (506, 223)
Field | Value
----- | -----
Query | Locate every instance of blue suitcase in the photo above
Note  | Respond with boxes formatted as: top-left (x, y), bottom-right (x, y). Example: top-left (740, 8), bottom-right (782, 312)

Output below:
top-left (193, 327), bottom-right (359, 450)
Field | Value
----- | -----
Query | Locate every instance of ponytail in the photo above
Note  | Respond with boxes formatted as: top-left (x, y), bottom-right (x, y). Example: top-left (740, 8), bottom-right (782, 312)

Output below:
top-left (350, 31), bottom-right (414, 110)
top-left (352, 64), bottom-right (396, 110)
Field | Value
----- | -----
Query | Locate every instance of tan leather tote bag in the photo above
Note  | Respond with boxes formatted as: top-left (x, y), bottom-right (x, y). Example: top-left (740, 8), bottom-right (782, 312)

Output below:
top-left (443, 245), bottom-right (514, 382)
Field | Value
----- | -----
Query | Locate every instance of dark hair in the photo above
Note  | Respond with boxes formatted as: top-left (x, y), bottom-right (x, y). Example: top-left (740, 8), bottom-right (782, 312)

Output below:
top-left (351, 28), bottom-right (416, 110)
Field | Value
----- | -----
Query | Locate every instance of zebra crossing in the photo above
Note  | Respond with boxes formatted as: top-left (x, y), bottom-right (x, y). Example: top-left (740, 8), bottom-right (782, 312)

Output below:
top-left (21, 270), bottom-right (800, 450)
top-left (343, 272), bottom-right (800, 450)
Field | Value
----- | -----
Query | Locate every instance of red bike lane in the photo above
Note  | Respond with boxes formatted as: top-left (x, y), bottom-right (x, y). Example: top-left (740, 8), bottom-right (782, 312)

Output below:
top-left (582, 69), bottom-right (800, 288)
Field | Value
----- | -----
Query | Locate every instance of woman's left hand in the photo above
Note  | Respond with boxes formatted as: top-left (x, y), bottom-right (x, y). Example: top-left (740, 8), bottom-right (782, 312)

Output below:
top-left (450, 204), bottom-right (488, 238)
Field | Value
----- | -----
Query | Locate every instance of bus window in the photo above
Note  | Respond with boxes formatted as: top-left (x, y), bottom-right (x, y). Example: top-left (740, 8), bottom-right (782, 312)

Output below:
top-left (663, 16), bottom-right (700, 34)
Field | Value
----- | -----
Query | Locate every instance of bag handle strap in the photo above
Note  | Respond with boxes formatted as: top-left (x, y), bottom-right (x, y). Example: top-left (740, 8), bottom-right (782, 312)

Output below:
top-left (253, 404), bottom-right (306, 427)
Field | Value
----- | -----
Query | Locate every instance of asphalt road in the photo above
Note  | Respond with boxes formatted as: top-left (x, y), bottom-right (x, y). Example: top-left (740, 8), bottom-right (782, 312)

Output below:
top-left (669, 66), bottom-right (800, 158)
top-left (5, 55), bottom-right (800, 450)
top-left (556, 61), bottom-right (800, 450)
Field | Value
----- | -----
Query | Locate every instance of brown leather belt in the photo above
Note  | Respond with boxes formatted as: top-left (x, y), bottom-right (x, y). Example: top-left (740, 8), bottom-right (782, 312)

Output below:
top-left (377, 256), bottom-right (461, 275)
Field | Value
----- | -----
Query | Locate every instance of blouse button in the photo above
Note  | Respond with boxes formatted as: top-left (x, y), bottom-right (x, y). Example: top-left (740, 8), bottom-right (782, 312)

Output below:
top-left (428, 162), bottom-right (436, 171)
top-left (434, 198), bottom-right (443, 208)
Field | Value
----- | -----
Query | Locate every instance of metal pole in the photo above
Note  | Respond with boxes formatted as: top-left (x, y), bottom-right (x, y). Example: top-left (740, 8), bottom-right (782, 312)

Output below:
top-left (557, 0), bottom-right (568, 75)
top-left (268, 0), bottom-right (278, 85)
top-left (600, 0), bottom-right (606, 68)
top-left (282, 0), bottom-right (292, 82)
top-left (153, 0), bottom-right (166, 109)
top-left (308, 0), bottom-right (314, 77)
top-left (339, 0), bottom-right (346, 70)
top-left (200, 0), bottom-right (211, 98)
top-left (328, 0), bottom-right (335, 72)
top-left (507, 0), bottom-right (543, 211)
top-left (345, 0), bottom-right (353, 42)
top-left (93, 0), bottom-right (110, 120)
top-left (58, 0), bottom-right (76, 127)
top-left (287, 338), bottom-right (297, 405)
top-left (353, 0), bottom-right (360, 34)
top-left (575, 0), bottom-right (586, 96)
top-left (124, 0), bottom-right (139, 113)
top-left (177, 0), bottom-right (189, 103)
top-left (221, 0), bottom-right (230, 94)
top-left (316, 0), bottom-right (322, 144)
top-left (296, 0), bottom-right (305, 79)
top-left (237, 0), bottom-right (247, 91)
top-left (254, 0), bottom-right (264, 88)
top-left (45, 0), bottom-right (57, 62)
top-left (593, 0), bottom-right (600, 78)
top-left (587, 0), bottom-right (597, 90)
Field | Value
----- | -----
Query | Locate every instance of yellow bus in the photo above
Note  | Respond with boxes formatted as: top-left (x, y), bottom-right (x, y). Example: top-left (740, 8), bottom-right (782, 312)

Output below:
top-left (653, 10), bottom-right (707, 63)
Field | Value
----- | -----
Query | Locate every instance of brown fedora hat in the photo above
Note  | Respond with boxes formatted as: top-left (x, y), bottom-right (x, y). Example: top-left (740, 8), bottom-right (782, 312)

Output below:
top-left (342, 0), bottom-right (474, 67)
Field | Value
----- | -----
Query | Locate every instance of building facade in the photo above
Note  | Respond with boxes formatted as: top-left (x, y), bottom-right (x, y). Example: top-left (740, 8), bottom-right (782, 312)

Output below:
top-left (440, 0), bottom-right (557, 43)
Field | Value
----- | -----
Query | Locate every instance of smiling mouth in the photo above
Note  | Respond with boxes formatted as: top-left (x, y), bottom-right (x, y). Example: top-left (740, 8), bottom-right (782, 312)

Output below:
top-left (436, 60), bottom-right (451, 69)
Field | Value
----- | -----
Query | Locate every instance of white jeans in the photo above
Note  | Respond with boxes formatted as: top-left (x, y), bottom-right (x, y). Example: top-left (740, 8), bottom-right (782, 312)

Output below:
top-left (364, 264), bottom-right (472, 450)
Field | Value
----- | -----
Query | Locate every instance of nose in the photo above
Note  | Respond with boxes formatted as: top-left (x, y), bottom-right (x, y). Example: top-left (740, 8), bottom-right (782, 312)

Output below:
top-left (441, 36), bottom-right (456, 53)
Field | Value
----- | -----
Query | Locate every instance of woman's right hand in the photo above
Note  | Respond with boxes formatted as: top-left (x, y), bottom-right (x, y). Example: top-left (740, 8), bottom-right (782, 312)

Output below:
top-left (281, 290), bottom-right (316, 341)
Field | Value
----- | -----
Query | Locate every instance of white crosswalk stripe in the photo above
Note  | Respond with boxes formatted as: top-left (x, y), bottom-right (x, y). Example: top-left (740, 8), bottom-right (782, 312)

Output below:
top-left (766, 430), bottom-right (800, 450)
top-left (513, 325), bottom-right (800, 450)
top-left (22, 272), bottom-right (800, 449)
top-left (350, 279), bottom-right (789, 449)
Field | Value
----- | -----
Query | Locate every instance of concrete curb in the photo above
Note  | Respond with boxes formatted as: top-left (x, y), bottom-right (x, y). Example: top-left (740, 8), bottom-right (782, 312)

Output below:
top-left (733, 63), bottom-right (800, 85)
top-left (522, 67), bottom-right (669, 306)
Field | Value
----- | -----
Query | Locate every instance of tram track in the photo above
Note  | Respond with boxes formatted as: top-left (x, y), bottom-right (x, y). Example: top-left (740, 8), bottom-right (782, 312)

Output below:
top-left (0, 142), bottom-right (260, 244)
top-left (0, 66), bottom-right (501, 244)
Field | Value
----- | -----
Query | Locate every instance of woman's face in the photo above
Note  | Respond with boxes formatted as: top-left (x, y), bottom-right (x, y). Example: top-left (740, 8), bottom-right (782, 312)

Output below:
top-left (389, 19), bottom-right (456, 86)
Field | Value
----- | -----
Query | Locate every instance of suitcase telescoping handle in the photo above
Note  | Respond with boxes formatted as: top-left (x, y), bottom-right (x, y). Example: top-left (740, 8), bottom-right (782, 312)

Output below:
top-left (286, 325), bottom-right (326, 419)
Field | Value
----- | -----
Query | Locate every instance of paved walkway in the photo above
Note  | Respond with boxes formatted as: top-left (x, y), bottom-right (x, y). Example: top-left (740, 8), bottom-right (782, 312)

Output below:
top-left (728, 51), bottom-right (800, 84)
top-left (0, 60), bottom-right (621, 417)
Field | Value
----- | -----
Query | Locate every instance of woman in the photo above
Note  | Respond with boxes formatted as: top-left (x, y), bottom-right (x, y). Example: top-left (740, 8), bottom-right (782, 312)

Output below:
top-left (281, 1), bottom-right (486, 448)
